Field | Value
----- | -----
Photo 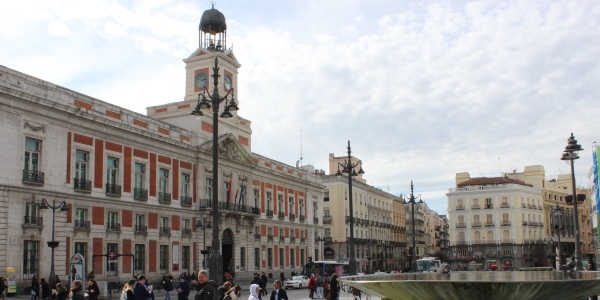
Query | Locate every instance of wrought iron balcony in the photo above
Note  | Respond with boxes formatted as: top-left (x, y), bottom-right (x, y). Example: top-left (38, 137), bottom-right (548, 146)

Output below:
top-left (323, 237), bottom-right (332, 243)
top-left (300, 237), bottom-right (306, 243)
top-left (266, 210), bottom-right (274, 218)
top-left (182, 228), bottom-right (192, 236)
top-left (314, 217), bottom-right (319, 224)
top-left (159, 227), bottom-right (171, 235)
top-left (289, 213), bottom-right (295, 221)
top-left (522, 203), bottom-right (527, 208)
top-left (472, 222), bottom-right (482, 227)
top-left (267, 235), bottom-right (274, 241)
top-left (158, 192), bottom-right (171, 203)
top-left (299, 215), bottom-right (305, 223)
top-left (279, 235), bottom-right (285, 242)
top-left (198, 199), bottom-right (261, 216)
top-left (501, 221), bottom-right (511, 226)
top-left (522, 221), bottom-right (528, 226)
top-left (471, 204), bottom-right (480, 209)
top-left (74, 178), bottom-right (91, 192)
top-left (134, 225), bottom-right (147, 234)
top-left (180, 196), bottom-right (192, 207)
top-left (485, 204), bottom-right (493, 209)
top-left (455, 205), bottom-right (465, 210)
top-left (106, 222), bottom-right (121, 231)
top-left (501, 203), bottom-right (510, 208)
top-left (456, 223), bottom-right (466, 228)
top-left (74, 220), bottom-right (90, 231)
top-left (254, 233), bottom-right (261, 240)
top-left (106, 184), bottom-right (121, 196)
top-left (23, 169), bottom-right (44, 185)
top-left (485, 222), bottom-right (495, 227)
top-left (278, 211), bottom-right (285, 220)
top-left (23, 216), bottom-right (43, 227)
top-left (290, 236), bottom-right (296, 243)
top-left (134, 188), bottom-right (148, 200)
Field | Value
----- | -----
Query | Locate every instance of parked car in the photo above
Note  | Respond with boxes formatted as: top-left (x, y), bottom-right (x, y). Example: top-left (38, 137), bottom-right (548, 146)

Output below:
top-left (284, 275), bottom-right (309, 289)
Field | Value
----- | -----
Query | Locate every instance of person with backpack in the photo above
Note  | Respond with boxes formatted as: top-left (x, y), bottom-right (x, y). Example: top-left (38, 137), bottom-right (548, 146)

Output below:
top-left (314, 273), bottom-right (324, 300)
top-left (162, 274), bottom-right (174, 300)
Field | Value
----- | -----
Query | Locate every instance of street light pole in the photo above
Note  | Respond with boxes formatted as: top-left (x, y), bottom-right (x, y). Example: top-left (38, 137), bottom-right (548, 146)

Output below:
top-left (402, 181), bottom-right (422, 272)
top-left (196, 219), bottom-right (212, 268)
top-left (39, 198), bottom-right (68, 287)
top-left (560, 133), bottom-right (584, 271)
top-left (191, 56), bottom-right (238, 285)
top-left (335, 141), bottom-right (365, 275)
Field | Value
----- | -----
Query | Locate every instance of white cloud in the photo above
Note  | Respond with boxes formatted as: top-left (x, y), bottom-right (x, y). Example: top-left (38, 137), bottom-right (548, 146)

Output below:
top-left (104, 22), bottom-right (127, 38)
top-left (47, 21), bottom-right (71, 36)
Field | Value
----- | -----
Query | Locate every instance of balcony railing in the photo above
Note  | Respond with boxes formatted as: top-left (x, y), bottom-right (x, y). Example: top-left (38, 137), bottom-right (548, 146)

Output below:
top-left (289, 213), bottom-right (295, 221)
top-left (471, 204), bottom-right (480, 209)
top-left (267, 235), bottom-right (274, 241)
top-left (522, 221), bottom-right (528, 226)
top-left (456, 205), bottom-right (465, 210)
top-left (485, 222), bottom-right (495, 227)
top-left (254, 234), bottom-right (261, 240)
top-left (472, 222), bottom-right (482, 227)
top-left (501, 221), bottom-right (511, 226)
top-left (314, 217), bottom-right (319, 224)
top-left (158, 192), bottom-right (171, 203)
top-left (456, 223), bottom-right (466, 228)
top-left (180, 196), bottom-right (192, 207)
top-left (300, 237), bottom-right (306, 243)
top-left (299, 215), bottom-right (305, 223)
top-left (74, 220), bottom-right (90, 231)
top-left (485, 204), bottom-right (493, 209)
top-left (134, 225), bottom-right (147, 234)
top-left (278, 212), bottom-right (285, 220)
top-left (530, 221), bottom-right (538, 226)
top-left (182, 228), bottom-right (192, 236)
top-left (538, 222), bottom-right (544, 227)
top-left (323, 237), bottom-right (332, 243)
top-left (266, 210), bottom-right (274, 218)
top-left (198, 200), bottom-right (261, 215)
top-left (501, 203), bottom-right (510, 208)
top-left (106, 184), bottom-right (121, 196)
top-left (106, 222), bottom-right (121, 231)
top-left (74, 178), bottom-right (92, 192)
top-left (23, 170), bottom-right (44, 185)
top-left (134, 188), bottom-right (148, 200)
top-left (159, 227), bottom-right (171, 235)
top-left (279, 236), bottom-right (285, 242)
top-left (23, 216), bottom-right (43, 227)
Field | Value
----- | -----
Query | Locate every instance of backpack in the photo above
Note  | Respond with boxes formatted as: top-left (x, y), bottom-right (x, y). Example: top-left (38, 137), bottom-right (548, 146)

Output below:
top-left (316, 276), bottom-right (323, 285)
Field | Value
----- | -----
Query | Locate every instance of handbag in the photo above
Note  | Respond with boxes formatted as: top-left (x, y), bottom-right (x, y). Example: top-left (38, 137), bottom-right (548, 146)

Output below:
top-left (31, 290), bottom-right (37, 295)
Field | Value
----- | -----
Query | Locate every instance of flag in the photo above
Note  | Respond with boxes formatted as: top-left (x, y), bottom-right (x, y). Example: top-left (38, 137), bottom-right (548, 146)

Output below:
top-left (234, 180), bottom-right (240, 203)
top-left (238, 182), bottom-right (245, 205)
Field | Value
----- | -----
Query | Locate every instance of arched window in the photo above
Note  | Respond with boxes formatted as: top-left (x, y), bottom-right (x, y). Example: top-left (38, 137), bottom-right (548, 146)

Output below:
top-left (486, 231), bottom-right (494, 242)
top-left (503, 230), bottom-right (510, 242)
top-left (458, 232), bottom-right (465, 243)
top-left (474, 231), bottom-right (481, 243)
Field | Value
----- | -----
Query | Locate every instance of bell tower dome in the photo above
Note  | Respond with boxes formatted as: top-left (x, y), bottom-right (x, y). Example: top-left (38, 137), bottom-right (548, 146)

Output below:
top-left (199, 5), bottom-right (227, 50)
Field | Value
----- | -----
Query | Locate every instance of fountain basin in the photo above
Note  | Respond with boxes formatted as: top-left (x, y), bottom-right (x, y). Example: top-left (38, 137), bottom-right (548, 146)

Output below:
top-left (340, 271), bottom-right (600, 300)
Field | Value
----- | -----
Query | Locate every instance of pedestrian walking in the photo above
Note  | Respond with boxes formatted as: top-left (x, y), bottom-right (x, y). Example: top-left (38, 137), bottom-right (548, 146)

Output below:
top-left (329, 274), bottom-right (339, 300)
top-left (260, 273), bottom-right (268, 296)
top-left (315, 273), bottom-right (324, 300)
top-left (31, 275), bottom-right (40, 300)
top-left (162, 274), bottom-right (174, 300)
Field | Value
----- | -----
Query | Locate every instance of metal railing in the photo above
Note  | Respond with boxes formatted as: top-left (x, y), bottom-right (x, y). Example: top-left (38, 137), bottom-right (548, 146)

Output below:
top-left (522, 221), bottom-right (528, 226)
top-left (279, 236), bottom-right (285, 242)
top-left (485, 222), bottom-right (495, 227)
top-left (456, 205), bottom-right (465, 210)
top-left (182, 228), bottom-right (192, 236)
top-left (456, 223), bottom-right (466, 228)
top-left (134, 225), bottom-right (147, 234)
top-left (74, 220), bottom-right (90, 230)
top-left (106, 184), bottom-right (121, 196)
top-left (23, 216), bottom-right (43, 227)
top-left (267, 235), bottom-right (273, 241)
top-left (485, 204), bottom-right (493, 209)
top-left (501, 221), bottom-right (511, 226)
top-left (314, 217), bottom-right (319, 224)
top-left (289, 213), bottom-right (295, 221)
top-left (300, 237), bottom-right (306, 243)
top-left (106, 222), bottom-right (121, 231)
top-left (254, 234), bottom-right (261, 240)
top-left (299, 215), bottom-right (305, 222)
top-left (198, 200), bottom-right (261, 215)
top-left (278, 212), bottom-right (285, 220)
top-left (158, 192), bottom-right (171, 203)
top-left (290, 236), bottom-right (295, 242)
top-left (266, 210), bottom-right (274, 217)
top-left (471, 204), bottom-right (480, 209)
top-left (472, 222), bottom-right (482, 227)
top-left (180, 196), bottom-right (192, 207)
top-left (134, 188), bottom-right (148, 200)
top-left (323, 237), bottom-right (332, 242)
top-left (159, 227), bottom-right (171, 235)
top-left (501, 203), bottom-right (510, 208)
top-left (23, 170), bottom-right (44, 185)
top-left (74, 178), bottom-right (91, 191)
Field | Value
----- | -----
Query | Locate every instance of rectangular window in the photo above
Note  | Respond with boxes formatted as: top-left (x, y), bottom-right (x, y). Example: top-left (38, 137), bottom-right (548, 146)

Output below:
top-left (279, 248), bottom-right (284, 268)
top-left (159, 169), bottom-right (169, 193)
top-left (24, 138), bottom-right (40, 171)
top-left (23, 241), bottom-right (39, 276)
top-left (75, 151), bottom-right (88, 180)
top-left (278, 194), bottom-right (284, 214)
top-left (182, 219), bottom-right (190, 230)
top-left (206, 178), bottom-right (213, 200)
top-left (300, 249), bottom-right (305, 267)
top-left (223, 181), bottom-right (230, 201)
top-left (324, 191), bottom-right (330, 202)
top-left (107, 157), bottom-right (119, 185)
top-left (268, 227), bottom-right (273, 236)
top-left (267, 192), bottom-right (272, 210)
top-left (267, 248), bottom-right (273, 269)
top-left (159, 245), bottom-right (169, 272)
top-left (75, 208), bottom-right (86, 221)
top-left (108, 211), bottom-right (118, 230)
top-left (134, 163), bottom-right (145, 189)
top-left (181, 173), bottom-right (190, 198)
top-left (325, 228), bottom-right (331, 237)
top-left (254, 248), bottom-right (260, 270)
top-left (240, 247), bottom-right (246, 271)
top-left (254, 189), bottom-right (260, 208)
top-left (279, 229), bottom-right (284, 238)
top-left (106, 243), bottom-right (118, 274)
top-left (135, 244), bottom-right (145, 272)
top-left (290, 249), bottom-right (295, 268)
top-left (182, 246), bottom-right (190, 271)
top-left (25, 203), bottom-right (38, 224)
top-left (74, 242), bottom-right (87, 262)
top-left (486, 198), bottom-right (493, 208)
top-left (136, 214), bottom-right (145, 226)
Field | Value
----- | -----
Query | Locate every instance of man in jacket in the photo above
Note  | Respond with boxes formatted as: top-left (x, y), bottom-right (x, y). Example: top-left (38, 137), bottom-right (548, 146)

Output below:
top-left (134, 275), bottom-right (152, 300)
top-left (269, 280), bottom-right (287, 300)
top-left (194, 270), bottom-right (217, 300)
top-left (176, 275), bottom-right (190, 300)
top-left (260, 272), bottom-right (268, 296)
top-left (162, 274), bottom-right (174, 300)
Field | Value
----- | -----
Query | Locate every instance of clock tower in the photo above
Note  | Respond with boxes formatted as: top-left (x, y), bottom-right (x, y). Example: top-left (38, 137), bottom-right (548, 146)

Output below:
top-left (147, 5), bottom-right (252, 151)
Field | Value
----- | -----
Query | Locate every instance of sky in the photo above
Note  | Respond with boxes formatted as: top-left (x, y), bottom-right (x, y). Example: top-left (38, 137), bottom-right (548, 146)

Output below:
top-left (2, 0), bottom-right (600, 215)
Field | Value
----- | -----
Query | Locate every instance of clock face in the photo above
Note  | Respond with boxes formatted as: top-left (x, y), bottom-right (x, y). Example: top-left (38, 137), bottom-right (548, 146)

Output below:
top-left (195, 72), bottom-right (208, 88)
top-left (224, 74), bottom-right (232, 90)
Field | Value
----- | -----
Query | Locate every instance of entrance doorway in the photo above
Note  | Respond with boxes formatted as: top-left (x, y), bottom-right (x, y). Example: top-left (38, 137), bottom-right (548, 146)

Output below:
top-left (222, 229), bottom-right (233, 274)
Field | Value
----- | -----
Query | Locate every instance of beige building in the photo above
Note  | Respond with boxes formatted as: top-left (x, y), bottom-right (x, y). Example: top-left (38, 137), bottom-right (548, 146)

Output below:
top-left (321, 154), bottom-right (406, 273)
top-left (404, 200), bottom-right (436, 263)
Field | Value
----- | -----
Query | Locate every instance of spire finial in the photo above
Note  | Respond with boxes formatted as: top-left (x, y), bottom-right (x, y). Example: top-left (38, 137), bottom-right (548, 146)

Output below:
top-left (211, 1), bottom-right (215, 9)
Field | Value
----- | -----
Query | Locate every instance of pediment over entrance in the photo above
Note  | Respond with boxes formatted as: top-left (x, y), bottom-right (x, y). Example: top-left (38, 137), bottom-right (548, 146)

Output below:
top-left (198, 133), bottom-right (256, 166)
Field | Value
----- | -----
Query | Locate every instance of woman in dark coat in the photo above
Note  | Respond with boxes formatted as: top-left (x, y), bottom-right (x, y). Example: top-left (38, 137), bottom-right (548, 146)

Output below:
top-left (87, 280), bottom-right (100, 300)
top-left (329, 273), bottom-right (339, 300)
top-left (41, 278), bottom-right (50, 300)
top-left (31, 275), bottom-right (40, 300)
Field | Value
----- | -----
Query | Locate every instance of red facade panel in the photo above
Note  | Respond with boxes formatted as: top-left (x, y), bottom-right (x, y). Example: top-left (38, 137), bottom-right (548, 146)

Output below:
top-left (133, 149), bottom-right (148, 159)
top-left (66, 132), bottom-right (71, 184)
top-left (172, 215), bottom-right (180, 231)
top-left (94, 140), bottom-right (104, 188)
top-left (105, 141), bottom-right (122, 153)
top-left (149, 240), bottom-right (157, 272)
top-left (150, 153), bottom-right (157, 197)
top-left (74, 133), bottom-right (93, 146)
top-left (122, 210), bottom-right (132, 227)
top-left (91, 206), bottom-right (104, 225)
top-left (122, 239), bottom-right (132, 273)
top-left (148, 213), bottom-right (158, 229)
top-left (93, 238), bottom-right (103, 274)
top-left (172, 159), bottom-right (179, 200)
top-left (124, 147), bottom-right (132, 193)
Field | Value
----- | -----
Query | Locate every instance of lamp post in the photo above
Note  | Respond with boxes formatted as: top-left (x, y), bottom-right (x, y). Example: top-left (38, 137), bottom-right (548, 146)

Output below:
top-left (560, 133), bottom-right (584, 271)
top-left (552, 204), bottom-right (564, 270)
top-left (316, 236), bottom-right (325, 261)
top-left (191, 56), bottom-right (238, 285)
top-left (335, 140), bottom-right (365, 275)
top-left (39, 198), bottom-right (69, 286)
top-left (402, 181), bottom-right (423, 272)
top-left (196, 219), bottom-right (212, 268)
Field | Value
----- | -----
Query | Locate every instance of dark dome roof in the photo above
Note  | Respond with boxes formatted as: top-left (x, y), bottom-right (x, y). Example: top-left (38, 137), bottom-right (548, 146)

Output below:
top-left (199, 7), bottom-right (227, 33)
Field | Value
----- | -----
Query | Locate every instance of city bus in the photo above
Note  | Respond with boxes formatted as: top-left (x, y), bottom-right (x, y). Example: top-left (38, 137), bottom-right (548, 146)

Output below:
top-left (416, 257), bottom-right (442, 272)
top-left (304, 261), bottom-right (350, 277)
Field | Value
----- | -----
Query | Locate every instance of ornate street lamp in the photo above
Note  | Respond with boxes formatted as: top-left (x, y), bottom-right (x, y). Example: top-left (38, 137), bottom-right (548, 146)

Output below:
top-left (191, 57), bottom-right (237, 285)
top-left (39, 198), bottom-right (69, 286)
top-left (402, 181), bottom-right (423, 272)
top-left (335, 140), bottom-right (365, 275)
top-left (316, 236), bottom-right (325, 261)
top-left (560, 133), bottom-right (584, 271)
top-left (196, 219), bottom-right (213, 268)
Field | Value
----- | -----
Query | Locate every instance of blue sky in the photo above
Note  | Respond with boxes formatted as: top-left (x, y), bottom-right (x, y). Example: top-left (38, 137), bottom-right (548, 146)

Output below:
top-left (2, 0), bottom-right (600, 215)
